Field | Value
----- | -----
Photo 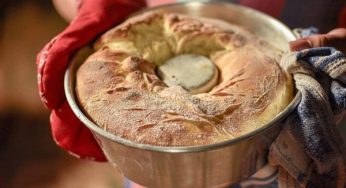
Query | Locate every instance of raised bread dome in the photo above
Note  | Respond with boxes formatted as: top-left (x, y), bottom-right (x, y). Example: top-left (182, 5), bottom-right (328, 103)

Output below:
top-left (75, 13), bottom-right (294, 146)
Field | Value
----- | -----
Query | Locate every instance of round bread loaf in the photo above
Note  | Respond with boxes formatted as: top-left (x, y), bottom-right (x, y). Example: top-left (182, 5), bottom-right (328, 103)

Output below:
top-left (75, 13), bottom-right (293, 146)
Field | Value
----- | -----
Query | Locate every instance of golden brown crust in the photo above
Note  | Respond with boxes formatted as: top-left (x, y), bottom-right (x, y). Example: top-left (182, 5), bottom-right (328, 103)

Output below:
top-left (75, 13), bottom-right (293, 146)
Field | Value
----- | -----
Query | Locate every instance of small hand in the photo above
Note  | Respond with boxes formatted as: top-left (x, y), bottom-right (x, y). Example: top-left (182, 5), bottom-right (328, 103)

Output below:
top-left (290, 28), bottom-right (346, 53)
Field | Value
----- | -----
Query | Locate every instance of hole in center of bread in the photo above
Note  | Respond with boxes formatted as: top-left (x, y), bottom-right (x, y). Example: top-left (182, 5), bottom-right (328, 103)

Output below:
top-left (157, 54), bottom-right (219, 94)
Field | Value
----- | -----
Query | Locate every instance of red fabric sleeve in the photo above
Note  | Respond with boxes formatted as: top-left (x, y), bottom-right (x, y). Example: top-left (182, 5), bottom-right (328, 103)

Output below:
top-left (36, 0), bottom-right (146, 161)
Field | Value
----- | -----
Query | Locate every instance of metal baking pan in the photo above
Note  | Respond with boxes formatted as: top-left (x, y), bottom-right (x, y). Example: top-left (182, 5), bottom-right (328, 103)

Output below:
top-left (65, 2), bottom-right (301, 187)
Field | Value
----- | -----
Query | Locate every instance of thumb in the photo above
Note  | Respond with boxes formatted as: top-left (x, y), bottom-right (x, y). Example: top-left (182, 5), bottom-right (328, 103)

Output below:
top-left (290, 28), bottom-right (346, 53)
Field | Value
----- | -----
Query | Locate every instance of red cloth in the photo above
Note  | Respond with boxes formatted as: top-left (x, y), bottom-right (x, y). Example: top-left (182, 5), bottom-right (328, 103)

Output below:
top-left (36, 0), bottom-right (147, 161)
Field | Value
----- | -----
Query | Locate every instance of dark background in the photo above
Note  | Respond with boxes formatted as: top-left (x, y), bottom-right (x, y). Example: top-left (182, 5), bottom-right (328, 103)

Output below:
top-left (0, 1), bottom-right (123, 187)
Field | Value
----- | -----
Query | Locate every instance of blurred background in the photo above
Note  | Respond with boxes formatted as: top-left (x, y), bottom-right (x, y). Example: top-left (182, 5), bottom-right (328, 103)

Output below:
top-left (0, 0), bottom-right (124, 187)
top-left (0, 0), bottom-right (346, 188)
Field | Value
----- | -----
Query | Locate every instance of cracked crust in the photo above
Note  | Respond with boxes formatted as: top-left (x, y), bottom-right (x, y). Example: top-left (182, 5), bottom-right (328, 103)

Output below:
top-left (75, 13), bottom-right (294, 146)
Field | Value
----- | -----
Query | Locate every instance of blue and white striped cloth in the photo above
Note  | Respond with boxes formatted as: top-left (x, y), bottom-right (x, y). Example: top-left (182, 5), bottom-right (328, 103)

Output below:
top-left (231, 46), bottom-right (346, 188)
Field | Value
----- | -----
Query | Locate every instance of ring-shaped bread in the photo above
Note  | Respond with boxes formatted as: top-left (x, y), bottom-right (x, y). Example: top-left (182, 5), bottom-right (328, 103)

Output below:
top-left (75, 13), bottom-right (293, 146)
